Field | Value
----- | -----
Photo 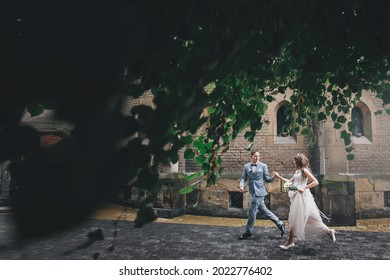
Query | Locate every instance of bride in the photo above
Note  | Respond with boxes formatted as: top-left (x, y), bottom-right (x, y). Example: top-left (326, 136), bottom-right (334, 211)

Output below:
top-left (273, 153), bottom-right (336, 250)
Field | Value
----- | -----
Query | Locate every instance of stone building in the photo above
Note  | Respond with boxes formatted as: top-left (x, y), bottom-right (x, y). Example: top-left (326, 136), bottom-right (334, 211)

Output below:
top-left (123, 89), bottom-right (390, 225)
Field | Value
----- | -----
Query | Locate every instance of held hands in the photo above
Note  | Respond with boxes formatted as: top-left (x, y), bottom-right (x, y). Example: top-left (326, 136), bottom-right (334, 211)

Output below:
top-left (272, 171), bottom-right (279, 179)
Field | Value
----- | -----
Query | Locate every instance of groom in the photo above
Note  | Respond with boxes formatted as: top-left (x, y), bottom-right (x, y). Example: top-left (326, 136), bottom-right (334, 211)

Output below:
top-left (238, 150), bottom-right (285, 240)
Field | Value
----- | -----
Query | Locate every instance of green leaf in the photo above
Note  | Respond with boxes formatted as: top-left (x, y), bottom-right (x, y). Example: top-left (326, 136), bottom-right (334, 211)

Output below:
top-left (374, 110), bottom-right (383, 115)
top-left (325, 104), bottom-right (333, 114)
top-left (206, 172), bottom-right (217, 186)
top-left (347, 154), bottom-right (355, 161)
top-left (185, 171), bottom-right (202, 180)
top-left (170, 153), bottom-right (179, 164)
top-left (208, 107), bottom-right (216, 114)
top-left (195, 155), bottom-right (206, 164)
top-left (222, 135), bottom-right (229, 144)
top-left (193, 139), bottom-right (204, 149)
top-left (182, 135), bottom-right (193, 145)
top-left (184, 148), bottom-right (195, 159)
top-left (340, 130), bottom-right (350, 139)
top-left (331, 112), bottom-right (338, 121)
top-left (347, 121), bottom-right (355, 131)
top-left (382, 91), bottom-right (390, 105)
top-left (343, 137), bottom-right (351, 146)
top-left (343, 89), bottom-right (352, 98)
top-left (386, 109), bottom-right (390, 115)
top-left (244, 130), bottom-right (256, 141)
top-left (317, 112), bottom-right (327, 121)
top-left (337, 116), bottom-right (347, 123)
top-left (300, 127), bottom-right (309, 136)
top-left (346, 146), bottom-right (354, 153)
top-left (278, 86), bottom-right (285, 94)
top-left (27, 104), bottom-right (44, 117)
top-left (341, 106), bottom-right (350, 114)
top-left (340, 98), bottom-right (348, 106)
top-left (334, 123), bottom-right (342, 129)
top-left (179, 186), bottom-right (196, 194)
top-left (266, 95), bottom-right (274, 102)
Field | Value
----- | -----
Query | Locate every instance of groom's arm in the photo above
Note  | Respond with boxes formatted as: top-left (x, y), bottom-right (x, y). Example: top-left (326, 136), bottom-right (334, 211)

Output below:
top-left (262, 164), bottom-right (273, 183)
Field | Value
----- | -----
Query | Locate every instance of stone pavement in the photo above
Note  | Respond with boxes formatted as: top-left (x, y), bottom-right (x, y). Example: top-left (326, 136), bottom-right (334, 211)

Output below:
top-left (0, 203), bottom-right (389, 260)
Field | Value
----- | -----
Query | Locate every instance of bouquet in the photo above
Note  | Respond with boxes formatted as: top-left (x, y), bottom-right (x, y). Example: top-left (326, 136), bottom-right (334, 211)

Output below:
top-left (282, 181), bottom-right (298, 192)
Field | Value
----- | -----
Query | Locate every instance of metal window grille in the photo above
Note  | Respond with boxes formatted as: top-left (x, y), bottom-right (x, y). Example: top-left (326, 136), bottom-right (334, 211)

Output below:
top-left (385, 191), bottom-right (390, 208)
top-left (229, 191), bottom-right (243, 208)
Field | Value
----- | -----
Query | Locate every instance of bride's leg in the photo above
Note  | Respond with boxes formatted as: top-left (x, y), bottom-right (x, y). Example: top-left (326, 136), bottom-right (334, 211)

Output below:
top-left (284, 229), bottom-right (294, 245)
top-left (326, 228), bottom-right (336, 241)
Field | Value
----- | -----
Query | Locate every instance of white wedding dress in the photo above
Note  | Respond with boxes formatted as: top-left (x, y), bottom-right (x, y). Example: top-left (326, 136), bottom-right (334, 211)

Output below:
top-left (288, 168), bottom-right (330, 240)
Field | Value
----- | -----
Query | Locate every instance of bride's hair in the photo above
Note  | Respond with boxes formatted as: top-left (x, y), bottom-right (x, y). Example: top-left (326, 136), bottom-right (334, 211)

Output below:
top-left (294, 153), bottom-right (311, 178)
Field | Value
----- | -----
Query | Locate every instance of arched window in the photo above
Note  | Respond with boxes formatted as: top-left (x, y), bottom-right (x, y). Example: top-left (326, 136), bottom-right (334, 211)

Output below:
top-left (351, 102), bottom-right (373, 144)
top-left (274, 101), bottom-right (296, 144)
top-left (277, 104), bottom-right (292, 136)
top-left (351, 107), bottom-right (364, 137)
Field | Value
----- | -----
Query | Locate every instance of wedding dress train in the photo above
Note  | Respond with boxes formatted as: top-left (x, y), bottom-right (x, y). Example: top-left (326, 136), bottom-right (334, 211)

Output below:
top-left (287, 168), bottom-right (330, 241)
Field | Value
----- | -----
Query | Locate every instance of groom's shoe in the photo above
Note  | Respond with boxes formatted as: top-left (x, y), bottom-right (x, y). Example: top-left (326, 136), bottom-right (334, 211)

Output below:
top-left (278, 223), bottom-right (285, 237)
top-left (238, 232), bottom-right (252, 240)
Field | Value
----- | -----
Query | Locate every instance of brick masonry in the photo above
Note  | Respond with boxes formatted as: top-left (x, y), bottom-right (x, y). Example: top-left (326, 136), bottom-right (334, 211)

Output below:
top-left (113, 90), bottom-right (390, 222)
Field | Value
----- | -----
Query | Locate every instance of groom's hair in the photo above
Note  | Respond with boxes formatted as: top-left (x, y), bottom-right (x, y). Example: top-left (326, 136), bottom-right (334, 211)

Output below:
top-left (251, 150), bottom-right (259, 156)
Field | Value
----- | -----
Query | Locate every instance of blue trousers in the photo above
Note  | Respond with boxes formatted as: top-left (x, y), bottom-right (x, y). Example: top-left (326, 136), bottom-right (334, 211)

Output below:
top-left (246, 194), bottom-right (282, 233)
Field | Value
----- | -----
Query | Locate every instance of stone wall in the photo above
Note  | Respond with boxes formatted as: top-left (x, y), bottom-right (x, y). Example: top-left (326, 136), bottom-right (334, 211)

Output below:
top-left (353, 174), bottom-right (390, 218)
top-left (320, 175), bottom-right (356, 226)
top-left (186, 175), bottom-right (291, 220)
top-left (183, 174), bottom-right (390, 225)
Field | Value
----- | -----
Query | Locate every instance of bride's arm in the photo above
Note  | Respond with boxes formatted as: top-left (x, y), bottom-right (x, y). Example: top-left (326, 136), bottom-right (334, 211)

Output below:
top-left (302, 168), bottom-right (319, 189)
top-left (273, 171), bottom-right (294, 183)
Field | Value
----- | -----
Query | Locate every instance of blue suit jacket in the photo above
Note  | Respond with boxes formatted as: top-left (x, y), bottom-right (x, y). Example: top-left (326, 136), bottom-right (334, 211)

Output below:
top-left (239, 162), bottom-right (273, 196)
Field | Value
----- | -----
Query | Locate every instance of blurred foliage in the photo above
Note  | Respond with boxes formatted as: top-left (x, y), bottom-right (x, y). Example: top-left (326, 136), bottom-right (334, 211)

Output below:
top-left (1, 0), bottom-right (390, 236)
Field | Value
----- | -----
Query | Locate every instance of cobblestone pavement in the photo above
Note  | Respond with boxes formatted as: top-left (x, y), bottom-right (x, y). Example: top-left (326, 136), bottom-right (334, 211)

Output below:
top-left (0, 203), bottom-right (390, 260)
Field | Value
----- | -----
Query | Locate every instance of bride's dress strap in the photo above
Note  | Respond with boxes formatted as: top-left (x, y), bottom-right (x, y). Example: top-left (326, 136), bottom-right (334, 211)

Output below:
top-left (318, 209), bottom-right (331, 222)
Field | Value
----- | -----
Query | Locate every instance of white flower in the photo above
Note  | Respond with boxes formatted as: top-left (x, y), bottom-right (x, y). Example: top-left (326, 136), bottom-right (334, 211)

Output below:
top-left (282, 181), bottom-right (298, 192)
